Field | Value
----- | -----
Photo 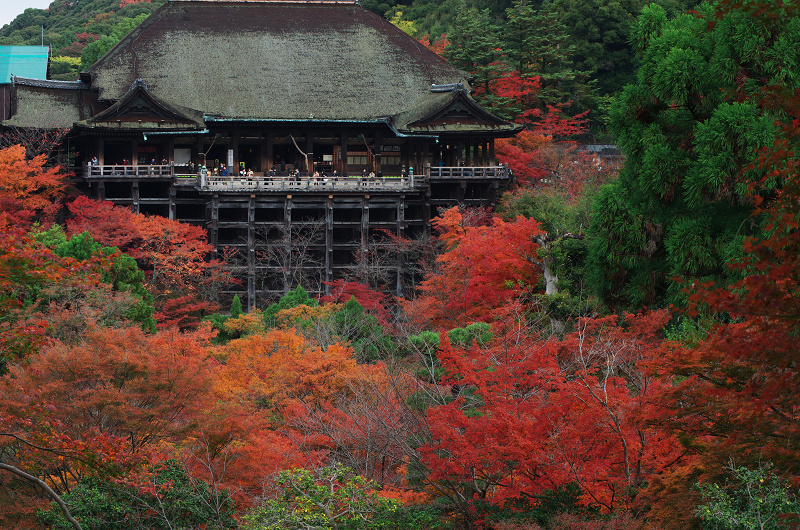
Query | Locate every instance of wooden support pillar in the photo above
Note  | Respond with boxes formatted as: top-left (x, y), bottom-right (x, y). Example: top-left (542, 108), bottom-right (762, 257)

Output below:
top-left (195, 137), bottom-right (203, 167)
top-left (456, 141), bottom-right (463, 166)
top-left (247, 195), bottom-right (256, 311)
top-left (167, 138), bottom-right (175, 164)
top-left (169, 187), bottom-right (176, 220)
top-left (132, 139), bottom-right (139, 166)
top-left (340, 131), bottom-right (348, 176)
top-left (210, 195), bottom-right (220, 248)
top-left (231, 132), bottom-right (239, 173)
top-left (306, 131), bottom-right (314, 173)
top-left (98, 139), bottom-right (105, 165)
top-left (457, 181), bottom-right (466, 204)
top-left (374, 130), bottom-right (382, 175)
top-left (325, 196), bottom-right (333, 291)
top-left (423, 142), bottom-right (429, 169)
top-left (489, 138), bottom-right (495, 164)
top-left (96, 181), bottom-right (105, 201)
top-left (361, 195), bottom-right (369, 251)
top-left (131, 181), bottom-right (140, 214)
top-left (284, 196), bottom-right (292, 293)
top-left (265, 132), bottom-right (273, 172)
top-left (396, 196), bottom-right (404, 297)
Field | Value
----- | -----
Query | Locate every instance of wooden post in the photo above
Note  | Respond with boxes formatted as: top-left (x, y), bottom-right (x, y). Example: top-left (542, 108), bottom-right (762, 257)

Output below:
top-left (210, 195), bottom-right (219, 248)
top-left (340, 131), bottom-right (348, 176)
top-left (169, 187), bottom-right (176, 220)
top-left (326, 196), bottom-right (333, 291)
top-left (396, 196), bottom-right (404, 297)
top-left (248, 195), bottom-right (256, 311)
top-left (374, 129), bottom-right (382, 175)
top-left (284, 196), bottom-right (292, 293)
top-left (361, 195), bottom-right (369, 251)
top-left (231, 132), bottom-right (239, 174)
top-left (131, 181), bottom-right (140, 214)
top-left (306, 131), bottom-right (314, 173)
top-left (266, 132), bottom-right (274, 172)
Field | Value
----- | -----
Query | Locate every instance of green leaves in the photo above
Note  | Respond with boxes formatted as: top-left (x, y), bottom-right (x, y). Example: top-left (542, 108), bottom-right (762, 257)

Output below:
top-left (696, 463), bottom-right (800, 530)
top-left (243, 464), bottom-right (401, 530)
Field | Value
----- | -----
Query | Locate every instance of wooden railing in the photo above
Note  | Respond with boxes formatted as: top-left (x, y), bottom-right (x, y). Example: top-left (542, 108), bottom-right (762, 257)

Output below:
top-left (427, 166), bottom-right (509, 179)
top-left (85, 164), bottom-right (177, 177)
top-left (201, 175), bottom-right (420, 192)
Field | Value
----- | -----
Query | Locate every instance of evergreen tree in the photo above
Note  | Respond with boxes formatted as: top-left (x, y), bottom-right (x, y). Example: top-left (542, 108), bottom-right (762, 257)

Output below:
top-left (587, 2), bottom-right (798, 309)
top-left (230, 294), bottom-right (243, 318)
top-left (444, 2), bottom-right (505, 103)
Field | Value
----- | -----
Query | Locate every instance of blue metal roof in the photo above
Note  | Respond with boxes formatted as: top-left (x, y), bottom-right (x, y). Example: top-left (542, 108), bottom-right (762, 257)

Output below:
top-left (0, 46), bottom-right (48, 84)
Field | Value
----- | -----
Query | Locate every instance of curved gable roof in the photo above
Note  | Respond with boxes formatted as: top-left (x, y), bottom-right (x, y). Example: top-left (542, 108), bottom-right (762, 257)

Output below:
top-left (84, 0), bottom-right (469, 122)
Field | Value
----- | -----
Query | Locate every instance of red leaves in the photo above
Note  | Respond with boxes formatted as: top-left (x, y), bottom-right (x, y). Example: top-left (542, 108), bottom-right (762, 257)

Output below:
top-left (409, 208), bottom-right (543, 329)
top-left (419, 310), bottom-right (682, 512)
top-left (419, 34), bottom-right (450, 57)
top-left (66, 197), bottom-right (229, 310)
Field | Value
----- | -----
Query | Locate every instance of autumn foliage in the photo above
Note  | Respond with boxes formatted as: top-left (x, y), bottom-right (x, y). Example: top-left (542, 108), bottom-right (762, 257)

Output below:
top-left (408, 207), bottom-right (543, 329)
top-left (0, 144), bottom-right (68, 227)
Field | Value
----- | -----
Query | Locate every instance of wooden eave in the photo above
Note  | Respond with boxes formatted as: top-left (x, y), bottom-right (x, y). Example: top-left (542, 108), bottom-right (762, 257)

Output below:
top-left (76, 79), bottom-right (204, 131)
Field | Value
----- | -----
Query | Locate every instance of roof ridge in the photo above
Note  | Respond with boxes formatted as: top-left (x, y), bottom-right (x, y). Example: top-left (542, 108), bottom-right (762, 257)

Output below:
top-left (12, 76), bottom-right (88, 90)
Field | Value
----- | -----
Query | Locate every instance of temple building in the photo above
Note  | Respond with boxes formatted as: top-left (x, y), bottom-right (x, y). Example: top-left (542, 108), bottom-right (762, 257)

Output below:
top-left (2, 0), bottom-right (521, 308)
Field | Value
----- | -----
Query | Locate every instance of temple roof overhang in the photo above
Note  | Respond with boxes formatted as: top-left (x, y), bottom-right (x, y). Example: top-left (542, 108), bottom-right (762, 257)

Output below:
top-left (74, 79), bottom-right (205, 131)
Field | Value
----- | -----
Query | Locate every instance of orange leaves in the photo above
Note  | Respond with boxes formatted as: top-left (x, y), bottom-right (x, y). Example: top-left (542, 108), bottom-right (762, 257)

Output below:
top-left (0, 145), bottom-right (68, 228)
top-left (1, 325), bottom-right (216, 455)
top-left (213, 329), bottom-right (362, 411)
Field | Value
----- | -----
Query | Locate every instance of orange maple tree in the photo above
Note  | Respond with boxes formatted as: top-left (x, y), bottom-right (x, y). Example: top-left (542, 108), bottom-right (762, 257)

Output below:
top-left (0, 145), bottom-right (68, 228)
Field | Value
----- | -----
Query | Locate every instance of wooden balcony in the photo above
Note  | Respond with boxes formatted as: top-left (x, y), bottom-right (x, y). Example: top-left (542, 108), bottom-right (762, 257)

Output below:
top-left (427, 166), bottom-right (509, 179)
top-left (201, 175), bottom-right (421, 192)
top-left (85, 164), bottom-right (178, 178)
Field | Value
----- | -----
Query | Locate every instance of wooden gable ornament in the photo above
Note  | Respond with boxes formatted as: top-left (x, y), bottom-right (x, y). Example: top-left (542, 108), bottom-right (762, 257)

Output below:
top-left (82, 78), bottom-right (204, 130)
top-left (409, 83), bottom-right (509, 128)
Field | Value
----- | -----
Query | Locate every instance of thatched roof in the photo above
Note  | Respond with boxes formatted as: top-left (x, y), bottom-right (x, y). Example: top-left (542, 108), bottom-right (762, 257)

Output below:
top-left (83, 0), bottom-right (470, 122)
top-left (3, 78), bottom-right (94, 129)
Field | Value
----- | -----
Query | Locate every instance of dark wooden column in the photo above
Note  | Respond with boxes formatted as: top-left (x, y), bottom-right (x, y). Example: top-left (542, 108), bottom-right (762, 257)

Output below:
top-left (361, 195), bottom-right (369, 250)
top-left (265, 132), bottom-right (273, 172)
top-left (231, 132), bottom-right (239, 173)
top-left (340, 131), bottom-right (348, 176)
top-left (210, 195), bottom-right (219, 248)
top-left (325, 196), bottom-right (333, 291)
top-left (396, 196), bottom-right (404, 297)
top-left (374, 130), bottom-right (382, 175)
top-left (131, 181), bottom-right (140, 214)
top-left (306, 131), bottom-right (314, 173)
top-left (132, 139), bottom-right (139, 166)
top-left (169, 187), bottom-right (176, 220)
top-left (284, 195), bottom-right (292, 293)
top-left (489, 138), bottom-right (495, 164)
top-left (247, 195), bottom-right (256, 311)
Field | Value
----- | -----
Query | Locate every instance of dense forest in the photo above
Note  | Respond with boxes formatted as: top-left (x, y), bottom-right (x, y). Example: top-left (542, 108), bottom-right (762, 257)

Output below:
top-left (2, 0), bottom-right (800, 529)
